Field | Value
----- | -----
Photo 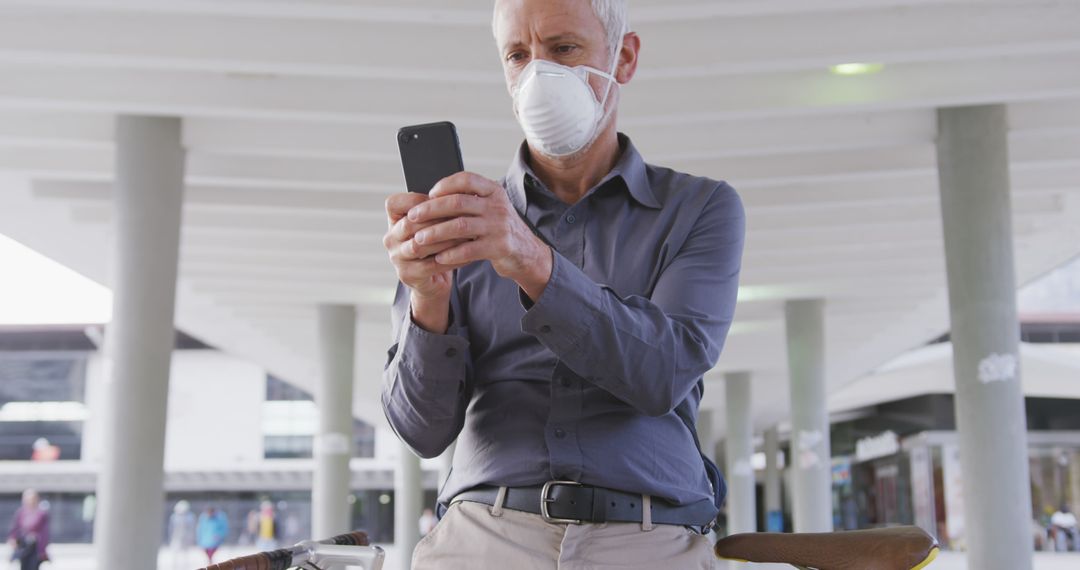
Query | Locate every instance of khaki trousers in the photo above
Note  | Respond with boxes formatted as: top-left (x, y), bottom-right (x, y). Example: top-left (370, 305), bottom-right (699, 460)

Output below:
top-left (412, 498), bottom-right (715, 570)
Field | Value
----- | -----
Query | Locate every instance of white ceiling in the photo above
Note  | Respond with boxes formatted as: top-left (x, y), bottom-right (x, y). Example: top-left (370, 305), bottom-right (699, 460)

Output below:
top-left (1, 0), bottom-right (1080, 436)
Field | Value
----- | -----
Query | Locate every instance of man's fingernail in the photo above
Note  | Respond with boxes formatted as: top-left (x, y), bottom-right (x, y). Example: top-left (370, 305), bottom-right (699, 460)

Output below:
top-left (408, 208), bottom-right (420, 221)
top-left (415, 232), bottom-right (426, 244)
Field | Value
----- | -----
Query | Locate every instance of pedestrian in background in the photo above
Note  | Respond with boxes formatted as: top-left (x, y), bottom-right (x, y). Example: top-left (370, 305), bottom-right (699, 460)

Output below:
top-left (254, 500), bottom-right (278, 551)
top-left (1051, 504), bottom-right (1079, 551)
top-left (196, 506), bottom-right (229, 564)
top-left (6, 489), bottom-right (49, 570)
top-left (167, 500), bottom-right (197, 569)
top-left (240, 508), bottom-right (259, 545)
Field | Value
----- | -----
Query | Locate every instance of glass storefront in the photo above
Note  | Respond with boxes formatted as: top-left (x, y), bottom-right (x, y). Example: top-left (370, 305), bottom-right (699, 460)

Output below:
top-left (0, 488), bottom-right (436, 545)
top-left (832, 430), bottom-right (1080, 551)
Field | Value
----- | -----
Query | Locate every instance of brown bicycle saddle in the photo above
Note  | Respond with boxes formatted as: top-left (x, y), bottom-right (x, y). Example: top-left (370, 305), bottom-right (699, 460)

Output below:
top-left (714, 526), bottom-right (939, 570)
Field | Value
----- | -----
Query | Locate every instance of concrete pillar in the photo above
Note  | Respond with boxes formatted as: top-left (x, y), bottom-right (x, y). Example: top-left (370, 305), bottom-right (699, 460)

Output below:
top-left (93, 116), bottom-right (185, 570)
top-left (395, 442), bottom-right (423, 570)
top-left (764, 426), bottom-right (783, 532)
top-left (937, 104), bottom-right (1033, 570)
top-left (784, 299), bottom-right (832, 533)
top-left (724, 372), bottom-right (756, 534)
top-left (313, 304), bottom-right (357, 537)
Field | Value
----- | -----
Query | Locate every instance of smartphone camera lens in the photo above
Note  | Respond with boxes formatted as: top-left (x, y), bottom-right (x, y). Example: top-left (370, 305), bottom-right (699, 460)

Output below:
top-left (399, 132), bottom-right (410, 144)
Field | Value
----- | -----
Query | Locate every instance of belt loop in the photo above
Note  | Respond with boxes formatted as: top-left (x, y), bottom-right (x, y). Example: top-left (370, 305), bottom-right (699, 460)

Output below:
top-left (489, 486), bottom-right (508, 518)
top-left (640, 494), bottom-right (654, 532)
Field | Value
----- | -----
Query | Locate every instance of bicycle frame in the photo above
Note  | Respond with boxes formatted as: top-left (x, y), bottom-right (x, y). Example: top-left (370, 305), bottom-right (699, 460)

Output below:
top-left (288, 540), bottom-right (385, 570)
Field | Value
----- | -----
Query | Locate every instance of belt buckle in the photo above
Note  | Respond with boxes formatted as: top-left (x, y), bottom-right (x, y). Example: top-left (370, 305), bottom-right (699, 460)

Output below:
top-left (540, 480), bottom-right (583, 524)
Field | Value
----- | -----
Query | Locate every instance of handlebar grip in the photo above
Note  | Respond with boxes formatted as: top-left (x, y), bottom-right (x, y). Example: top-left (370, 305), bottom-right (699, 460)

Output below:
top-left (202, 548), bottom-right (292, 570)
top-left (201, 553), bottom-right (268, 570)
top-left (321, 531), bottom-right (370, 547)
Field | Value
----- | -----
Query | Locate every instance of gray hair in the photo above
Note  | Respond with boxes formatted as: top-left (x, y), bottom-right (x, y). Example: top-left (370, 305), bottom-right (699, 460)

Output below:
top-left (493, 0), bottom-right (630, 56)
top-left (590, 0), bottom-right (630, 55)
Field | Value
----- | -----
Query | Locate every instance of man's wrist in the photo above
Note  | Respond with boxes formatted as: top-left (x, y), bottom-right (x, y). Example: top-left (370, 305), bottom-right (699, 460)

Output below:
top-left (410, 292), bottom-right (451, 334)
top-left (517, 238), bottom-right (553, 302)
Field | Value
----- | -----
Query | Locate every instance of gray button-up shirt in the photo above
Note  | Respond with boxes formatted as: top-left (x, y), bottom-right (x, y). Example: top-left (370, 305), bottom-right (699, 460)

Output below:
top-left (382, 135), bottom-right (745, 512)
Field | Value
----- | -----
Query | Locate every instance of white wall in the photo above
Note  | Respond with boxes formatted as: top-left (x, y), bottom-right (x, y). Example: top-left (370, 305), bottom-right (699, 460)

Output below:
top-left (82, 349), bottom-right (266, 470)
top-left (163, 350), bottom-right (265, 469)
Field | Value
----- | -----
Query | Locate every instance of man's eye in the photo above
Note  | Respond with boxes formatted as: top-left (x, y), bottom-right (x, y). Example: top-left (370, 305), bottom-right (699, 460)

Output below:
top-left (507, 52), bottom-right (527, 63)
top-left (555, 45), bottom-right (577, 54)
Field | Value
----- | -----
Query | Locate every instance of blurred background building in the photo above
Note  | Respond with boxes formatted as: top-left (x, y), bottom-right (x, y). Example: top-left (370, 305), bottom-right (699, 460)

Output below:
top-left (0, 322), bottom-right (437, 547)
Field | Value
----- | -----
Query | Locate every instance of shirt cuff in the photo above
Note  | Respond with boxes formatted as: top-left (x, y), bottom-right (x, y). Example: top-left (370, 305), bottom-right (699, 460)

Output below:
top-left (397, 313), bottom-right (469, 395)
top-left (520, 251), bottom-right (602, 355)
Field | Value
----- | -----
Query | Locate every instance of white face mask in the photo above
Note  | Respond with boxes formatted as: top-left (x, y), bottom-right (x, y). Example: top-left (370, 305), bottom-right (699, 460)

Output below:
top-left (511, 54), bottom-right (620, 158)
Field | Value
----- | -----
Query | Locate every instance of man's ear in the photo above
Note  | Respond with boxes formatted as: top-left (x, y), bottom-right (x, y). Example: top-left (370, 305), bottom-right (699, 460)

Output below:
top-left (616, 32), bottom-right (641, 84)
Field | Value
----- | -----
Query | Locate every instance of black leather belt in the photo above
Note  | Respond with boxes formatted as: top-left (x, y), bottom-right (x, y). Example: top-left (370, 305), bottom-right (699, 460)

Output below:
top-left (451, 481), bottom-right (717, 529)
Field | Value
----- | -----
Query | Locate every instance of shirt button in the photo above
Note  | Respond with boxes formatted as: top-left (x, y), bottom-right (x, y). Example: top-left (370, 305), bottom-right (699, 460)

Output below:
top-left (540, 325), bottom-right (552, 334)
top-left (554, 428), bottom-right (566, 439)
top-left (560, 377), bottom-right (572, 388)
top-left (565, 214), bottom-right (576, 224)
top-left (445, 348), bottom-right (458, 358)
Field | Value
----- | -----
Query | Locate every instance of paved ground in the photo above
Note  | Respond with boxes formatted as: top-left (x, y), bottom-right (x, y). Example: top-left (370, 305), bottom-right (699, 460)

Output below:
top-left (24, 543), bottom-right (1080, 569)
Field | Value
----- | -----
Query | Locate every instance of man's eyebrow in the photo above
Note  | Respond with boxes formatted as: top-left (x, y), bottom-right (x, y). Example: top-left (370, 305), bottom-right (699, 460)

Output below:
top-left (543, 33), bottom-right (587, 44)
top-left (500, 33), bottom-right (587, 54)
top-left (502, 39), bottom-right (525, 52)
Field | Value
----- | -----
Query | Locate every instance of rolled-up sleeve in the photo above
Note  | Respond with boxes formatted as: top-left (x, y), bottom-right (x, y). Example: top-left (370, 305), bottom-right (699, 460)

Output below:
top-left (381, 282), bottom-right (471, 458)
top-left (521, 183), bottom-right (745, 417)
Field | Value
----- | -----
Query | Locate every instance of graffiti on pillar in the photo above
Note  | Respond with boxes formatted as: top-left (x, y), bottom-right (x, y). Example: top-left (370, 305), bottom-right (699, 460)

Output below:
top-left (796, 429), bottom-right (823, 470)
top-left (977, 352), bottom-right (1017, 384)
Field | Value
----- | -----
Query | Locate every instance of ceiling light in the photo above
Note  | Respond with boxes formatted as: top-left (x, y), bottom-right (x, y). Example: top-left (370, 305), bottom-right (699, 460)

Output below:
top-left (830, 63), bottom-right (885, 76)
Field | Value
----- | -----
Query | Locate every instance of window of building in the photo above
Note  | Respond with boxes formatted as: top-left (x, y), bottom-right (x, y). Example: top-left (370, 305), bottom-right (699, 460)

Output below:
top-left (0, 352), bottom-right (89, 461)
top-left (262, 375), bottom-right (375, 459)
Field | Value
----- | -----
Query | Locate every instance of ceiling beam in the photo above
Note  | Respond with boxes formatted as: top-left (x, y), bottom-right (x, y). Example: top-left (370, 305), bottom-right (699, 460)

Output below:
top-left (0, 0), bottom-right (994, 23)
top-left (4, 100), bottom-right (1079, 168)
top-left (1, 2), bottom-right (1074, 81)
top-left (33, 179), bottom-right (389, 212)
top-left (3, 50), bottom-right (1080, 124)
top-left (13, 132), bottom-right (1080, 198)
top-left (70, 204), bottom-right (385, 234)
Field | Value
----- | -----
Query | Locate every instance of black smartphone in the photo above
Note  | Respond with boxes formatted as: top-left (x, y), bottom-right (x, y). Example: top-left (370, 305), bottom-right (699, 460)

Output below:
top-left (397, 121), bottom-right (464, 194)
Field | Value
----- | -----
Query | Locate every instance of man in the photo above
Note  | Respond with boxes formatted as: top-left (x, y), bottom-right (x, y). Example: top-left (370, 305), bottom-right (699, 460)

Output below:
top-left (381, 0), bottom-right (744, 567)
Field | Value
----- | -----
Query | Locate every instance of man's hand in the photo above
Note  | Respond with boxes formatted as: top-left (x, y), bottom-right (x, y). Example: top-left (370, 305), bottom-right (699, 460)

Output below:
top-left (404, 172), bottom-right (553, 300)
top-left (383, 192), bottom-right (471, 332)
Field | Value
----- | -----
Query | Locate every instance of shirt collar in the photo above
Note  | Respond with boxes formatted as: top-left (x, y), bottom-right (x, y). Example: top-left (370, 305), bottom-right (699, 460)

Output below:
top-left (503, 134), bottom-right (662, 213)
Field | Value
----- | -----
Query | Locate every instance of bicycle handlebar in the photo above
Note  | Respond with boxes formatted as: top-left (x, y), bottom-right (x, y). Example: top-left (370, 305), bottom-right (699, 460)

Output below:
top-left (200, 531), bottom-right (371, 570)
top-left (315, 531), bottom-right (369, 547)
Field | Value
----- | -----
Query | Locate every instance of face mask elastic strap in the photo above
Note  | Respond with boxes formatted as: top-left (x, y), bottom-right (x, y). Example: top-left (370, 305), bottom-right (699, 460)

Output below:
top-left (591, 39), bottom-right (623, 138)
